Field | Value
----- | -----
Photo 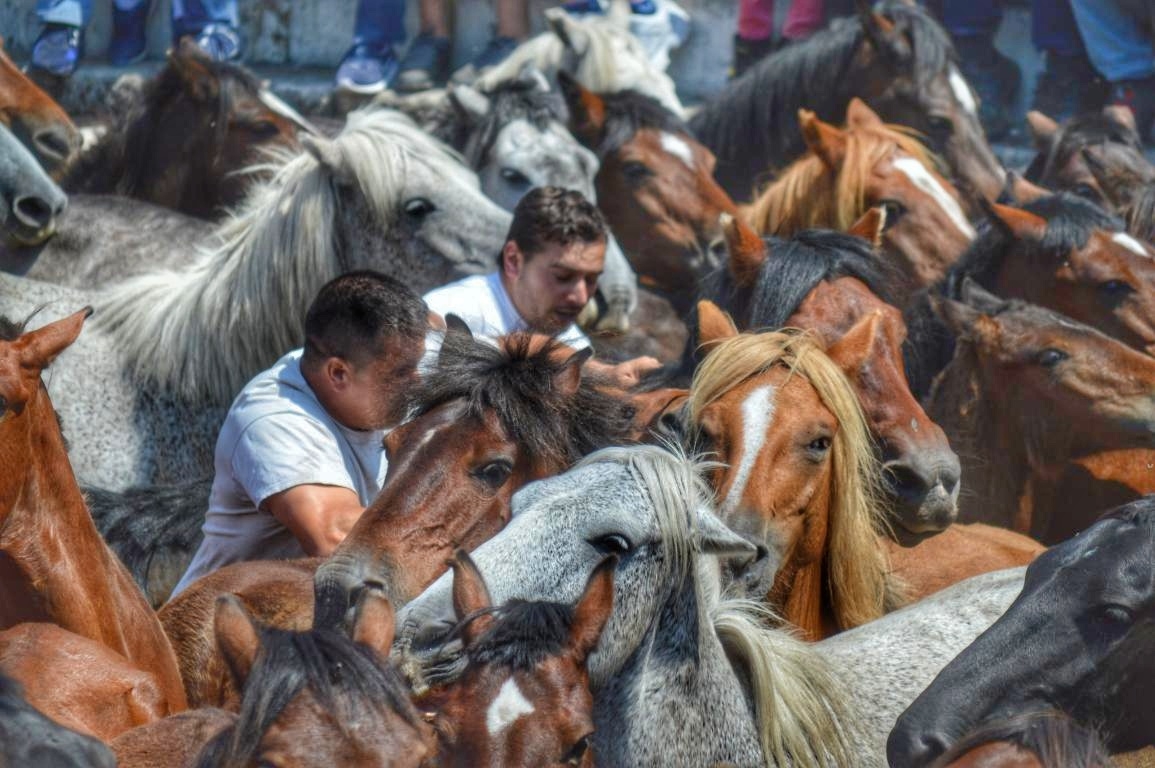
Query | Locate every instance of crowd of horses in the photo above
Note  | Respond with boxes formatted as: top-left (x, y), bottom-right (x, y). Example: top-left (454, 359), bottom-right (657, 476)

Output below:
top-left (2, 1), bottom-right (1155, 766)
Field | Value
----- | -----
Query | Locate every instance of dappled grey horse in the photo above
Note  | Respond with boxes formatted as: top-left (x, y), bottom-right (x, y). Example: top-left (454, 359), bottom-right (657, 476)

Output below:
top-left (0, 121), bottom-right (67, 246)
top-left (396, 445), bottom-right (1024, 767)
top-left (0, 109), bottom-right (510, 490)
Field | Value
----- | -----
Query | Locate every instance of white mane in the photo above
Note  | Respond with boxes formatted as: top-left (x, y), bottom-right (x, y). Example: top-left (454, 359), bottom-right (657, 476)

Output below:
top-left (95, 108), bottom-right (476, 404)
top-left (474, 9), bottom-right (684, 117)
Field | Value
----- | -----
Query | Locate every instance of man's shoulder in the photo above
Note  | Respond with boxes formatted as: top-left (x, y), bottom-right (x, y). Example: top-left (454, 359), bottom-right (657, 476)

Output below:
top-left (422, 273), bottom-right (495, 306)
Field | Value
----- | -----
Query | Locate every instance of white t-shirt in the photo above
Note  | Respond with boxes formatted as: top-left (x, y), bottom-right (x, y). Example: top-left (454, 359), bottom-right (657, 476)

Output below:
top-left (173, 350), bottom-right (388, 596)
top-left (422, 272), bottom-right (590, 350)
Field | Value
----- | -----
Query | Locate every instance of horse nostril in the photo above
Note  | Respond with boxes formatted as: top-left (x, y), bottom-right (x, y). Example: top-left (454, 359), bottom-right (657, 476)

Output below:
top-left (33, 127), bottom-right (74, 163)
top-left (13, 196), bottom-right (55, 229)
top-left (887, 729), bottom-right (949, 768)
top-left (884, 461), bottom-right (930, 497)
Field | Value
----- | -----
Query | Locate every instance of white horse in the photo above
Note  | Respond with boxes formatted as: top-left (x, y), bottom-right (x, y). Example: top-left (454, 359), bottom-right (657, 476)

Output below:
top-left (396, 444), bottom-right (1024, 767)
top-left (0, 109), bottom-right (511, 490)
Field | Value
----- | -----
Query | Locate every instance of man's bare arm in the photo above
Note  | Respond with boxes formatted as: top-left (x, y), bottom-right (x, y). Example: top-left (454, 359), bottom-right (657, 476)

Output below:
top-left (263, 485), bottom-right (365, 557)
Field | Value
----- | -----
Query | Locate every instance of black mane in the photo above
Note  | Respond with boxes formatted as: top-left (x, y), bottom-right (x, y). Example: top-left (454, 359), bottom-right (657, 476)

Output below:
top-left (195, 627), bottom-right (420, 768)
top-left (1025, 111), bottom-right (1145, 185)
top-left (0, 314), bottom-right (25, 341)
top-left (464, 600), bottom-right (575, 671)
top-left (416, 332), bottom-right (637, 469)
top-left (462, 77), bottom-right (569, 166)
top-left (597, 89), bottom-right (690, 156)
top-left (934, 711), bottom-right (1110, 768)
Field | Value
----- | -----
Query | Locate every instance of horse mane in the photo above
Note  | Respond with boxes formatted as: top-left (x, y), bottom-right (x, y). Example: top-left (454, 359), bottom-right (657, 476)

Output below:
top-left (462, 77), bottom-right (569, 167)
top-left (745, 122), bottom-right (937, 235)
top-left (1123, 183), bottom-right (1155, 242)
top-left (194, 626), bottom-right (421, 768)
top-left (417, 332), bottom-right (639, 470)
top-left (687, 330), bottom-right (891, 631)
top-left (0, 314), bottom-right (26, 341)
top-left (1024, 111), bottom-right (1144, 185)
top-left (595, 88), bottom-right (689, 157)
top-left (460, 600), bottom-right (576, 673)
top-left (94, 108), bottom-right (473, 403)
top-left (932, 711), bottom-right (1111, 768)
top-left (689, 1), bottom-right (954, 190)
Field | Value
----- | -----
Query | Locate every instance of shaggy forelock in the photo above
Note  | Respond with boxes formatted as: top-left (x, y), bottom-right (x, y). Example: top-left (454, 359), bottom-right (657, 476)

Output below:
top-left (466, 601), bottom-right (575, 670)
top-left (0, 314), bottom-right (26, 342)
top-left (597, 90), bottom-right (690, 156)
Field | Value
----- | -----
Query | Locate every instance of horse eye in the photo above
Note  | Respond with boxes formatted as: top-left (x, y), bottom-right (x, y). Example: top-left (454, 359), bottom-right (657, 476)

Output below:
top-left (405, 197), bottom-right (436, 218)
top-left (245, 119), bottom-right (280, 137)
top-left (1037, 348), bottom-right (1068, 368)
top-left (1099, 280), bottom-right (1134, 298)
top-left (474, 460), bottom-right (513, 488)
top-left (1101, 604), bottom-right (1134, 625)
top-left (807, 436), bottom-right (832, 453)
top-left (499, 167), bottom-right (530, 185)
top-left (1072, 183), bottom-right (1102, 202)
top-left (880, 201), bottom-right (906, 230)
top-left (620, 161), bottom-right (652, 184)
top-left (927, 115), bottom-right (953, 136)
top-left (563, 734), bottom-right (591, 764)
top-left (591, 533), bottom-right (631, 555)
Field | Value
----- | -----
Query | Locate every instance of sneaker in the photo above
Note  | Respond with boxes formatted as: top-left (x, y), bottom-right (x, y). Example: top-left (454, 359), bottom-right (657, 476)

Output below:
top-left (335, 44), bottom-right (399, 94)
top-left (395, 33), bottom-right (451, 93)
top-left (108, 3), bottom-right (149, 66)
top-left (729, 34), bottom-right (774, 80)
top-left (1109, 77), bottom-right (1155, 142)
top-left (192, 22), bottom-right (243, 62)
top-left (1032, 51), bottom-right (1108, 123)
top-left (952, 35), bottom-right (1020, 141)
top-left (561, 0), bottom-right (607, 15)
top-left (626, 0), bottom-right (690, 71)
top-left (30, 24), bottom-right (83, 78)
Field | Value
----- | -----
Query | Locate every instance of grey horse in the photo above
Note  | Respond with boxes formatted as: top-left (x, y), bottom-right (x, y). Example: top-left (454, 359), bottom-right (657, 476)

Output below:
top-left (0, 108), bottom-right (510, 490)
top-left (0, 122), bottom-right (68, 246)
top-left (396, 444), bottom-right (1025, 767)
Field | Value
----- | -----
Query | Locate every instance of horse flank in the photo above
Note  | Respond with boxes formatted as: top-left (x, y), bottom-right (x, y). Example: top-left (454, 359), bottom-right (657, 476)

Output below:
top-left (93, 109), bottom-right (475, 403)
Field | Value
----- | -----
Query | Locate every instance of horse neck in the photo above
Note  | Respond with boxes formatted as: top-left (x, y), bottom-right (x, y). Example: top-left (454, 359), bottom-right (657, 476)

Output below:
top-left (592, 566), bottom-right (764, 766)
top-left (772, 554), bottom-right (833, 643)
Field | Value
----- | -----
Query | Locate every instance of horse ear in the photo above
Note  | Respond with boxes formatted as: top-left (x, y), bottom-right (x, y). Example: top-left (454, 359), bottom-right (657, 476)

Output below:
top-left (799, 110), bottom-right (847, 170)
top-left (558, 71), bottom-right (606, 145)
top-left (930, 289), bottom-right (1001, 344)
top-left (546, 8), bottom-right (592, 55)
top-left (515, 61), bottom-right (552, 93)
top-left (856, 1), bottom-right (911, 63)
top-left (568, 556), bottom-right (616, 662)
top-left (721, 213), bottom-right (767, 288)
top-left (848, 206), bottom-right (885, 248)
top-left (1025, 111), bottom-right (1059, 151)
top-left (350, 586), bottom-right (395, 659)
top-left (169, 37), bottom-right (220, 102)
top-left (449, 84), bottom-right (491, 124)
top-left (214, 595), bottom-right (261, 689)
top-left (960, 277), bottom-right (1008, 315)
top-left (985, 201), bottom-right (1048, 241)
top-left (1005, 173), bottom-right (1050, 206)
top-left (1102, 104), bottom-right (1139, 136)
top-left (449, 549), bottom-right (496, 647)
top-left (825, 310), bottom-right (883, 378)
top-left (302, 133), bottom-right (354, 186)
top-left (697, 300), bottom-right (739, 353)
top-left (696, 509), bottom-right (759, 563)
top-left (17, 307), bottom-right (91, 373)
top-left (555, 347), bottom-right (593, 398)
top-left (845, 98), bottom-right (884, 130)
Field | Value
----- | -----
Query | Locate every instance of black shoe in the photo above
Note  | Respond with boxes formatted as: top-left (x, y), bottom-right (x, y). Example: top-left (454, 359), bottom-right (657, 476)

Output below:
top-left (730, 35), bottom-right (774, 80)
top-left (1032, 51), bottom-right (1108, 123)
top-left (396, 33), bottom-right (451, 93)
top-left (30, 24), bottom-right (83, 78)
top-left (953, 35), bottom-right (1020, 141)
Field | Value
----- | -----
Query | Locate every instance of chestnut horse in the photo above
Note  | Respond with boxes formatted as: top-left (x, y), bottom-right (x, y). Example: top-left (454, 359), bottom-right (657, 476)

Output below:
top-left (0, 37), bottom-right (78, 175)
top-left (62, 39), bottom-right (305, 220)
top-left (115, 591), bottom-right (431, 767)
top-left (557, 72), bottom-right (738, 310)
top-left (744, 101), bottom-right (975, 296)
top-left (0, 673), bottom-right (115, 767)
top-left (929, 282), bottom-right (1155, 542)
top-left (414, 551), bottom-right (612, 767)
top-left (162, 329), bottom-right (639, 707)
top-left (0, 310), bottom-right (186, 711)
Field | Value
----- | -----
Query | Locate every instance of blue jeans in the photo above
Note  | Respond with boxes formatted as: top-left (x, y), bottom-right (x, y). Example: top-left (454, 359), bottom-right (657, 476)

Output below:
top-left (1069, 0), bottom-right (1154, 82)
top-left (938, 0), bottom-right (1084, 57)
top-left (353, 0), bottom-right (408, 49)
top-left (37, 0), bottom-right (238, 35)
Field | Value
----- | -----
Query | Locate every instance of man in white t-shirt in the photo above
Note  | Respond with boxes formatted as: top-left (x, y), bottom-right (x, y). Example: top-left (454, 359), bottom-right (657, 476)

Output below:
top-left (174, 271), bottom-right (431, 595)
top-left (423, 186), bottom-right (658, 385)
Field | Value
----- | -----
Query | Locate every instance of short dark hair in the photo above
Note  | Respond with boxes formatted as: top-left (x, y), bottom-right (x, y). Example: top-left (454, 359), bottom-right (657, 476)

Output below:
top-left (303, 271), bottom-right (427, 366)
top-left (503, 187), bottom-right (608, 267)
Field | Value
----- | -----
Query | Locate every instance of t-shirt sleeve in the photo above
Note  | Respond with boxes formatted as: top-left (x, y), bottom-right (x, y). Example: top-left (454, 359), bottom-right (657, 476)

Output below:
top-left (229, 413), bottom-right (357, 508)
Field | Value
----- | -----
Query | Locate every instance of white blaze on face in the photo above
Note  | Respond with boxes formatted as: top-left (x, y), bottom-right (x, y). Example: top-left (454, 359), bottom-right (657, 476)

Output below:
top-left (893, 156), bottom-right (977, 240)
top-left (948, 66), bottom-right (977, 116)
top-left (721, 385), bottom-right (777, 517)
top-left (1113, 232), bottom-right (1152, 258)
top-left (660, 132), bottom-right (695, 169)
top-left (486, 678), bottom-right (535, 736)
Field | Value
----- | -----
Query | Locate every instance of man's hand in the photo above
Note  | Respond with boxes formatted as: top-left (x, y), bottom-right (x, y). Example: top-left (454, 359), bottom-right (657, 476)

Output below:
top-left (586, 356), bottom-right (663, 389)
top-left (262, 485), bottom-right (365, 557)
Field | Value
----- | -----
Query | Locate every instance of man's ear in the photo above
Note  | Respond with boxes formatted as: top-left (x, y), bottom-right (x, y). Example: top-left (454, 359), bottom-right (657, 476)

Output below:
top-left (502, 241), bottom-right (523, 279)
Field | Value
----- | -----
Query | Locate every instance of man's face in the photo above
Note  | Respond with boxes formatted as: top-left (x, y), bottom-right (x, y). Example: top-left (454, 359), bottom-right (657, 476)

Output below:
top-left (343, 333), bottom-right (426, 431)
top-left (503, 239), bottom-right (605, 334)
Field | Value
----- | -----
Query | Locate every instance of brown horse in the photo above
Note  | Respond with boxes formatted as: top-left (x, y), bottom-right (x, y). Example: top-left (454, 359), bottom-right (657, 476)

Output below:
top-left (929, 282), bottom-right (1155, 541)
top-left (62, 39), bottom-right (304, 219)
top-left (414, 551), bottom-right (612, 767)
top-left (0, 37), bottom-right (78, 175)
top-left (745, 101), bottom-right (975, 296)
top-left (932, 711), bottom-right (1112, 768)
top-left (557, 72), bottom-right (738, 310)
top-left (0, 309), bottom-right (186, 711)
top-left (0, 623), bottom-right (167, 742)
top-left (116, 591), bottom-right (431, 767)
top-left (162, 329), bottom-right (639, 707)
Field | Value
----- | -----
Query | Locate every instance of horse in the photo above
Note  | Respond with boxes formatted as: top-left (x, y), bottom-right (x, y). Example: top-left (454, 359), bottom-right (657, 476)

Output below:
top-left (0, 673), bottom-right (115, 768)
top-left (162, 329), bottom-right (640, 708)
top-left (413, 550), bottom-right (612, 767)
top-left (0, 120), bottom-right (67, 245)
top-left (558, 74), bottom-right (738, 312)
top-left (0, 36), bottom-right (79, 175)
top-left (889, 497), bottom-right (1155, 765)
top-left (114, 590), bottom-right (432, 767)
top-left (61, 38), bottom-right (307, 220)
top-left (927, 283), bottom-right (1155, 541)
top-left (701, 216), bottom-right (961, 538)
top-left (396, 444), bottom-right (1031, 767)
top-left (744, 101), bottom-right (975, 295)
top-left (0, 309), bottom-right (187, 711)
top-left (688, 1), bottom-right (1004, 205)
top-left (0, 108), bottom-right (511, 490)
top-left (930, 711), bottom-right (1112, 768)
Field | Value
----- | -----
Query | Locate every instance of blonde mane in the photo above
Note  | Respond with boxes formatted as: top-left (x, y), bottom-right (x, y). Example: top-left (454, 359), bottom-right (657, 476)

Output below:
top-left (94, 108), bottom-right (476, 403)
top-left (744, 122), bottom-right (938, 235)
top-left (688, 329), bottom-right (893, 631)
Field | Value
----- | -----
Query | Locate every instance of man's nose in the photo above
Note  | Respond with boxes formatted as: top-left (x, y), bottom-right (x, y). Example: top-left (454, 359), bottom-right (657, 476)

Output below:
top-left (570, 281), bottom-right (590, 306)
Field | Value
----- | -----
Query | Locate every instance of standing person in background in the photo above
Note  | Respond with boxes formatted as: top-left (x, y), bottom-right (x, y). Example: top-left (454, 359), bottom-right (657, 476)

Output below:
top-left (1068, 0), bottom-right (1155, 140)
top-left (562, 0), bottom-right (691, 71)
top-left (731, 0), bottom-right (826, 79)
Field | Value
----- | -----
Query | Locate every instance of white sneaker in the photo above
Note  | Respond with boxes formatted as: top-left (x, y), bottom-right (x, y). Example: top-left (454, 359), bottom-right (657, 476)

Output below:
top-left (627, 0), bottom-right (690, 72)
